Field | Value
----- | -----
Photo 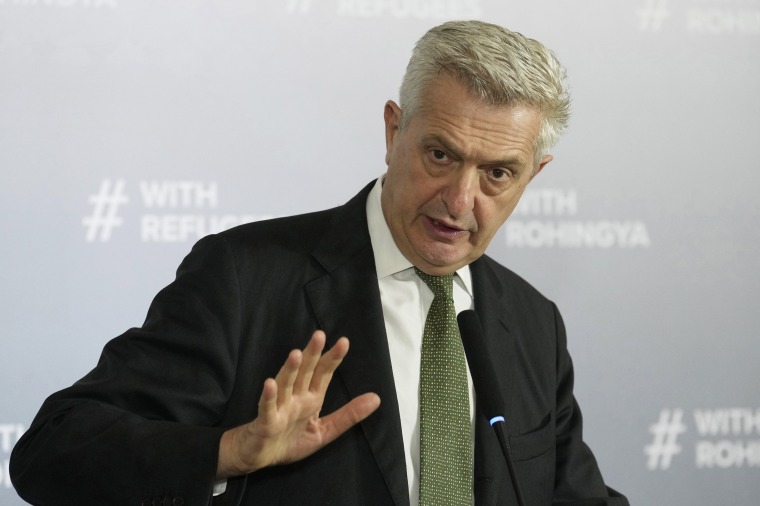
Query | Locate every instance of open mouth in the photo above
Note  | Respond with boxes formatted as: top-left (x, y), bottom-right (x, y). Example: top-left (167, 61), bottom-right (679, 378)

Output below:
top-left (425, 216), bottom-right (468, 239)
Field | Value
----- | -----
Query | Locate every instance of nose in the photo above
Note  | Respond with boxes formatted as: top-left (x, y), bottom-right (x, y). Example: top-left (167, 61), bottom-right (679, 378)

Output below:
top-left (441, 169), bottom-right (477, 219)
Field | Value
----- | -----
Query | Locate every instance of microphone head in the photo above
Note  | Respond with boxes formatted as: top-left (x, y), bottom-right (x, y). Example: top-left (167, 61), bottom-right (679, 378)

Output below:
top-left (457, 309), bottom-right (506, 421)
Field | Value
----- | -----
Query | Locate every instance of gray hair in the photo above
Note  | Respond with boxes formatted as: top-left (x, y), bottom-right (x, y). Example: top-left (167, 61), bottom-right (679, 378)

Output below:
top-left (399, 20), bottom-right (571, 166)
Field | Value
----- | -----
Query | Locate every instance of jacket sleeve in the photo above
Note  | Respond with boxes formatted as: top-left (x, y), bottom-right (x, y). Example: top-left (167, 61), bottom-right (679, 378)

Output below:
top-left (551, 302), bottom-right (629, 506)
top-left (11, 234), bottom-right (245, 506)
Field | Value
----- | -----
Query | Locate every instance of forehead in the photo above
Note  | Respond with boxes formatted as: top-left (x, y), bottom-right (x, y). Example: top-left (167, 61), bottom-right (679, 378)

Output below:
top-left (411, 76), bottom-right (542, 164)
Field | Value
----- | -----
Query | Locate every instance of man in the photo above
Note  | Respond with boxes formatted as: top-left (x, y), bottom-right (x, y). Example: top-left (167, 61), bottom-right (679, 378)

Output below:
top-left (11, 20), bottom-right (628, 505)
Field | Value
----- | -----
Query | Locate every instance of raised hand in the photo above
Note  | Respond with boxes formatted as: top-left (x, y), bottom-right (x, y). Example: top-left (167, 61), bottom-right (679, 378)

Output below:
top-left (216, 330), bottom-right (381, 478)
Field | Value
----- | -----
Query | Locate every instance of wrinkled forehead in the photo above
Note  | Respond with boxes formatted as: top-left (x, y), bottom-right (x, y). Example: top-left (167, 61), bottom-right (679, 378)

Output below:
top-left (412, 72), bottom-right (543, 125)
top-left (417, 75), bottom-right (542, 130)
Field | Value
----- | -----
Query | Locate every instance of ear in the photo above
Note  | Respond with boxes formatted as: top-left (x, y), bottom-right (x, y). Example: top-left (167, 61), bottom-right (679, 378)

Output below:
top-left (529, 154), bottom-right (553, 181)
top-left (384, 100), bottom-right (401, 166)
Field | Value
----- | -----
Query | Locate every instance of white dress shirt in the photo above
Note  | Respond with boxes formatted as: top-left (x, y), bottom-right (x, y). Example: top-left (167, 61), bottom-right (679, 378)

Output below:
top-left (365, 176), bottom-right (476, 506)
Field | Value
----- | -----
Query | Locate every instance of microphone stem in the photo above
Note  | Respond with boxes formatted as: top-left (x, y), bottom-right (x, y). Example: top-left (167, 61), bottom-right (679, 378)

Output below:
top-left (492, 420), bottom-right (526, 506)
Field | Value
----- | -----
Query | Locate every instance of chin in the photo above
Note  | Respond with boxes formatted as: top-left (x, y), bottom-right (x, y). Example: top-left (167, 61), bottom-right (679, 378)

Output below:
top-left (419, 256), bottom-right (469, 274)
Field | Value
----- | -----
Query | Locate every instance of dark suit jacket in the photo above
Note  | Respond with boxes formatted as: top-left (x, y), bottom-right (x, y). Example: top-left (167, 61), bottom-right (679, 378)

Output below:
top-left (11, 181), bottom-right (628, 506)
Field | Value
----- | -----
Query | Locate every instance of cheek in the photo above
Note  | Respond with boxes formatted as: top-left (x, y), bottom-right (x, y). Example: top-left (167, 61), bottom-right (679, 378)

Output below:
top-left (398, 171), bottom-right (440, 208)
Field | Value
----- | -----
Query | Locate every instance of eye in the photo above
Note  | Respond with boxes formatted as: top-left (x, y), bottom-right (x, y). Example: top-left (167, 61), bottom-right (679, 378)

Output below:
top-left (488, 168), bottom-right (511, 181)
top-left (430, 149), bottom-right (448, 162)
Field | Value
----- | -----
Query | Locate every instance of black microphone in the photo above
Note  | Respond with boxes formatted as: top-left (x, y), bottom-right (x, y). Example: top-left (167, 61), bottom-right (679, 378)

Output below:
top-left (457, 309), bottom-right (526, 506)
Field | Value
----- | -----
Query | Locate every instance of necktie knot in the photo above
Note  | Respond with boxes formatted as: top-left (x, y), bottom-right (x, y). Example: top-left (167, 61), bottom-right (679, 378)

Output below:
top-left (414, 267), bottom-right (454, 299)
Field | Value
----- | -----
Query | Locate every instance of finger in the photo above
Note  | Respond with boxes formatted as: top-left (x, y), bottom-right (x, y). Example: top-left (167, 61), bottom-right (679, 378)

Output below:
top-left (274, 349), bottom-right (302, 406)
top-left (318, 392), bottom-right (381, 446)
top-left (293, 330), bottom-right (326, 394)
top-left (257, 378), bottom-right (278, 423)
top-left (309, 337), bottom-right (350, 393)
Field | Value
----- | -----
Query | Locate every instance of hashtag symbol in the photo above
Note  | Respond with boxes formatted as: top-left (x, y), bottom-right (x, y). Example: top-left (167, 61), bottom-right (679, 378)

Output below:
top-left (82, 179), bottom-right (129, 242)
top-left (644, 409), bottom-right (686, 470)
top-left (638, 0), bottom-right (670, 31)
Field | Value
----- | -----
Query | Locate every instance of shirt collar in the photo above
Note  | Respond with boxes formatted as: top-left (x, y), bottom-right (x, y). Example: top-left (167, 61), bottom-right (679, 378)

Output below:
top-left (365, 176), bottom-right (473, 294)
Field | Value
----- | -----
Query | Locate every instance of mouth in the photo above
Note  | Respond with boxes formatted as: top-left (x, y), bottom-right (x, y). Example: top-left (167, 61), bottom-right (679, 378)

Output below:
top-left (424, 216), bottom-right (470, 240)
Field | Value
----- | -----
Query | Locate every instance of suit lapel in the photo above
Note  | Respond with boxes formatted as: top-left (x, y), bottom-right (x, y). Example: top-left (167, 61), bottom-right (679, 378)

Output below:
top-left (305, 183), bottom-right (410, 506)
top-left (471, 257), bottom-right (519, 505)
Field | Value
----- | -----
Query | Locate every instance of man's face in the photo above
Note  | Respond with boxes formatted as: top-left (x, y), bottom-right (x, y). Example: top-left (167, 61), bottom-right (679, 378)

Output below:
top-left (381, 75), bottom-right (552, 276)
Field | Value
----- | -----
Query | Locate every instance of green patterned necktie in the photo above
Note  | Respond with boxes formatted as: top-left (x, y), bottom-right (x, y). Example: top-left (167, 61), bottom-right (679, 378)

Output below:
top-left (415, 268), bottom-right (473, 505)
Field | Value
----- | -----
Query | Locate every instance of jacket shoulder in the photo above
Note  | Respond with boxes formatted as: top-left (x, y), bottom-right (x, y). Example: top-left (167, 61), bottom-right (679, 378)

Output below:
top-left (220, 207), bottom-right (337, 251)
top-left (477, 254), bottom-right (552, 305)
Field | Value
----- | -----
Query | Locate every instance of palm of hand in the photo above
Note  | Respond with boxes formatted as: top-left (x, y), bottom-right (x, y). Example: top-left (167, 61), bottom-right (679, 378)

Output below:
top-left (218, 331), bottom-right (380, 478)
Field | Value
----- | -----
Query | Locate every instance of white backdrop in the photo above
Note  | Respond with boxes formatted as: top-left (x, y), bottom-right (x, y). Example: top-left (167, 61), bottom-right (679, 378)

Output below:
top-left (1, 1), bottom-right (759, 504)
